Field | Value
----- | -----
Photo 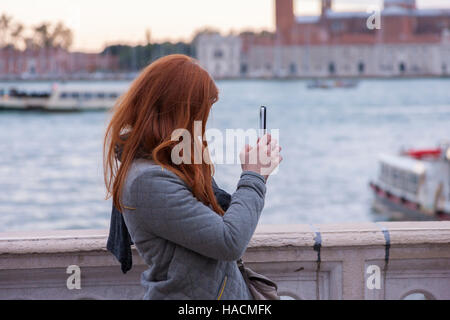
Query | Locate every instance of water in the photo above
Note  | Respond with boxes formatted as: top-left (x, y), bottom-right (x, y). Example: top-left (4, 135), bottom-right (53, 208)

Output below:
top-left (0, 79), bottom-right (449, 232)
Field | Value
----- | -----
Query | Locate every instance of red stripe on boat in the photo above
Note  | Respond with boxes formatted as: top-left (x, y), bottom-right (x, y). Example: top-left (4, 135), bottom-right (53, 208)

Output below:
top-left (405, 149), bottom-right (441, 160)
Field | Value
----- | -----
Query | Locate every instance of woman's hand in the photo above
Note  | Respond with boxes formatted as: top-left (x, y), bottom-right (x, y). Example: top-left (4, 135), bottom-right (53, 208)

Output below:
top-left (240, 134), bottom-right (283, 181)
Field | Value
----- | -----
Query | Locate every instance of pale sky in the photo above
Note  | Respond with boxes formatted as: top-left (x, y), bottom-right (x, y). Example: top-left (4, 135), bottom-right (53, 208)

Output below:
top-left (2, 0), bottom-right (450, 52)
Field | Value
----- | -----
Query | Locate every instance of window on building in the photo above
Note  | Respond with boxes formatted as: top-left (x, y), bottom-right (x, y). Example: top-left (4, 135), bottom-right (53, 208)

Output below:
top-left (240, 64), bottom-right (248, 75)
top-left (399, 62), bottom-right (406, 74)
top-left (442, 64), bottom-right (447, 75)
top-left (358, 62), bottom-right (365, 74)
top-left (214, 49), bottom-right (224, 58)
top-left (328, 62), bottom-right (336, 75)
top-left (289, 63), bottom-right (297, 75)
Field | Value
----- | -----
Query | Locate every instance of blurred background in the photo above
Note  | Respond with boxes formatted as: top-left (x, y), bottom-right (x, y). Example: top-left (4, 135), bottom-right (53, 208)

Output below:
top-left (0, 0), bottom-right (449, 232)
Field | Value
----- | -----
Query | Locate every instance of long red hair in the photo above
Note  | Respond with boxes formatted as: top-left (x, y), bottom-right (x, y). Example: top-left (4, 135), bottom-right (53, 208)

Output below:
top-left (103, 54), bottom-right (224, 215)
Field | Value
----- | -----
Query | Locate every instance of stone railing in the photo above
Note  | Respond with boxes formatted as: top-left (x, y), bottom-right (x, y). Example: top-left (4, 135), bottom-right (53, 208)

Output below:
top-left (0, 222), bottom-right (449, 300)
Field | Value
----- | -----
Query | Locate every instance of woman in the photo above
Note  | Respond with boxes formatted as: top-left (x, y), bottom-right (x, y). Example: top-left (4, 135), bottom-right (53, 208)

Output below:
top-left (104, 54), bottom-right (282, 300)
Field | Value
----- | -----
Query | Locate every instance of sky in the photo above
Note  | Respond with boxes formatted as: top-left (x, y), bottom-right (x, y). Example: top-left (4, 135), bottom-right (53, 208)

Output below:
top-left (1, 0), bottom-right (450, 52)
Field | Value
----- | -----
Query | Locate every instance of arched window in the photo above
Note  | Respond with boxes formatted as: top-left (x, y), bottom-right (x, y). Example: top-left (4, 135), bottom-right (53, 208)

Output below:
top-left (289, 63), bottom-right (297, 75)
top-left (240, 63), bottom-right (248, 75)
top-left (399, 62), bottom-right (406, 74)
top-left (358, 62), bottom-right (365, 74)
top-left (328, 62), bottom-right (336, 75)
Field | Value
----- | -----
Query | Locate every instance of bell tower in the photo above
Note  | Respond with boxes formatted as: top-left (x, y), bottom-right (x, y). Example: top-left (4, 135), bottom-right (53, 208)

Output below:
top-left (321, 0), bottom-right (332, 15)
top-left (276, 0), bottom-right (295, 44)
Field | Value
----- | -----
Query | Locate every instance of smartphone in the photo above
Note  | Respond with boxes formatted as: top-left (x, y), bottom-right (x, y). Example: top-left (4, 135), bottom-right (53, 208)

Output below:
top-left (259, 106), bottom-right (267, 137)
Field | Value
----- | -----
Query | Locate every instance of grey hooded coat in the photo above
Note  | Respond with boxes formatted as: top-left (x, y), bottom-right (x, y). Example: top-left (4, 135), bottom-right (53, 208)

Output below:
top-left (120, 159), bottom-right (267, 300)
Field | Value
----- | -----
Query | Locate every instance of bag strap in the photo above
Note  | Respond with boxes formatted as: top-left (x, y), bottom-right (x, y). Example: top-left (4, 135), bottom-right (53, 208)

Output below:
top-left (237, 259), bottom-right (248, 278)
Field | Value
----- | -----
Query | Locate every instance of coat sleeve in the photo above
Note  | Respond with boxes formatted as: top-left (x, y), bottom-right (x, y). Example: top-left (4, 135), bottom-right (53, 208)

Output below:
top-left (127, 168), bottom-right (266, 261)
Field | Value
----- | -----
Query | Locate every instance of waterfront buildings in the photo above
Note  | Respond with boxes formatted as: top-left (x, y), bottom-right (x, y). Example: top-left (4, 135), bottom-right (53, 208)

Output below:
top-left (0, 47), bottom-right (119, 79)
top-left (195, 0), bottom-right (450, 78)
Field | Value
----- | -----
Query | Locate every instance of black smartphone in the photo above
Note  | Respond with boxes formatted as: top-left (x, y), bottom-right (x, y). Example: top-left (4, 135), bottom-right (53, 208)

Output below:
top-left (259, 106), bottom-right (267, 137)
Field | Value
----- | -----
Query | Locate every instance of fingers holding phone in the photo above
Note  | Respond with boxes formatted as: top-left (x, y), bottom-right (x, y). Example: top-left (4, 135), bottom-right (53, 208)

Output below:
top-left (240, 136), bottom-right (283, 182)
top-left (240, 106), bottom-right (282, 181)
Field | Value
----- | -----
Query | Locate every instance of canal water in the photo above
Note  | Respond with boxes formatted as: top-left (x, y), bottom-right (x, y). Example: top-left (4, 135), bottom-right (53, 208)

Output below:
top-left (0, 78), bottom-right (449, 232)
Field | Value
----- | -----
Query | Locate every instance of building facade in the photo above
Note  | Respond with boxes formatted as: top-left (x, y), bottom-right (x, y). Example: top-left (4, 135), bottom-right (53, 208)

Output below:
top-left (194, 32), bottom-right (242, 79)
top-left (196, 0), bottom-right (450, 78)
top-left (0, 47), bottom-right (119, 79)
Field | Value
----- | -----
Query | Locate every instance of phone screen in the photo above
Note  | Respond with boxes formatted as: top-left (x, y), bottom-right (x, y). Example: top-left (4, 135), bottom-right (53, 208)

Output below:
top-left (260, 106), bottom-right (267, 137)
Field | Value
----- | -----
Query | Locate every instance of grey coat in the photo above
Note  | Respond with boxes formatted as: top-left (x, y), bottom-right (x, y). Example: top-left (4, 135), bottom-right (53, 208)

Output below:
top-left (121, 159), bottom-right (267, 300)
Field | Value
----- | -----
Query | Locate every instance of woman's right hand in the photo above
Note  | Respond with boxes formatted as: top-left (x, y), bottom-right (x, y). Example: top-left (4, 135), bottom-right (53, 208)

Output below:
top-left (240, 134), bottom-right (283, 181)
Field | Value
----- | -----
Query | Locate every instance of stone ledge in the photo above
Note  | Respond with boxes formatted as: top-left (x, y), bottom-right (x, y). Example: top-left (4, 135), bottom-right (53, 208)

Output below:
top-left (1, 222), bottom-right (449, 256)
top-left (0, 221), bottom-right (449, 299)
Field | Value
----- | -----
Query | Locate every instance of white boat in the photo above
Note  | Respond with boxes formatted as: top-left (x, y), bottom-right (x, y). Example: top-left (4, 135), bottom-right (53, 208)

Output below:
top-left (0, 83), bottom-right (127, 112)
top-left (370, 143), bottom-right (450, 221)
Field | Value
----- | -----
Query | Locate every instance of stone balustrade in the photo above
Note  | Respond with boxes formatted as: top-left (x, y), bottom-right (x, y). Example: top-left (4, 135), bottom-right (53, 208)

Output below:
top-left (0, 221), bottom-right (449, 300)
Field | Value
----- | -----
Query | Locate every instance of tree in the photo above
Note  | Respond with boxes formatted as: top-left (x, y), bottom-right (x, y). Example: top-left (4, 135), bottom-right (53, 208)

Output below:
top-left (33, 22), bottom-right (52, 48)
top-left (10, 23), bottom-right (24, 48)
top-left (0, 14), bottom-right (27, 49)
top-left (0, 13), bottom-right (13, 48)
top-left (33, 21), bottom-right (73, 49)
top-left (52, 22), bottom-right (73, 49)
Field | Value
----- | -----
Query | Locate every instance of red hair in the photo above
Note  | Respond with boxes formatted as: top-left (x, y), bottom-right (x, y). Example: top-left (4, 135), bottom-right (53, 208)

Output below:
top-left (104, 54), bottom-right (224, 215)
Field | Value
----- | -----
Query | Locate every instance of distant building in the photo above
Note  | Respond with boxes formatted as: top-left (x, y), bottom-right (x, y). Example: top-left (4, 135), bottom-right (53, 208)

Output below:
top-left (195, 32), bottom-right (242, 79)
top-left (196, 0), bottom-right (450, 78)
top-left (0, 47), bottom-right (119, 79)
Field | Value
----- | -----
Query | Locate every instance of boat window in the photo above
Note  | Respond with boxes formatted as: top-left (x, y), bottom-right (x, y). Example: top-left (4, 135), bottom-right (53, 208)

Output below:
top-left (97, 93), bottom-right (106, 99)
top-left (408, 174), bottom-right (418, 193)
top-left (108, 93), bottom-right (118, 99)
top-left (399, 170), bottom-right (405, 189)
top-left (392, 169), bottom-right (401, 188)
top-left (60, 92), bottom-right (69, 99)
top-left (0, 89), bottom-right (3, 96)
top-left (380, 163), bottom-right (388, 182)
top-left (71, 92), bottom-right (80, 99)
top-left (385, 166), bottom-right (392, 185)
top-left (10, 89), bottom-right (22, 98)
top-left (84, 93), bottom-right (93, 99)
